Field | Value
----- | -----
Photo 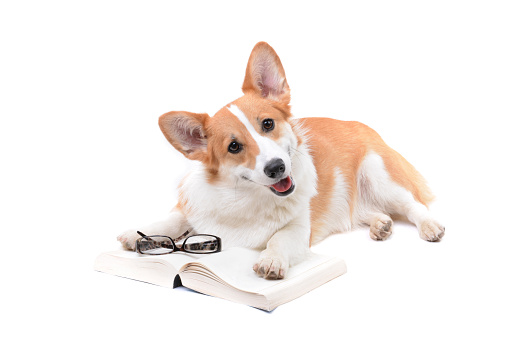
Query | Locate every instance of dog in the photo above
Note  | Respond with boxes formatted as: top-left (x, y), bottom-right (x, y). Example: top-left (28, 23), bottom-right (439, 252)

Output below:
top-left (117, 42), bottom-right (445, 280)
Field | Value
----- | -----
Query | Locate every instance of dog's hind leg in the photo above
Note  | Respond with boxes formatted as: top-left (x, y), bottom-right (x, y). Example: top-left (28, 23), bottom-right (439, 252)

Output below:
top-left (356, 152), bottom-right (444, 242)
top-left (117, 206), bottom-right (191, 250)
top-left (396, 202), bottom-right (445, 242)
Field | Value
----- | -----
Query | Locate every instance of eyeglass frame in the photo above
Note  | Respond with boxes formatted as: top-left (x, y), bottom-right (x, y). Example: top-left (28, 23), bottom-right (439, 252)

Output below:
top-left (135, 231), bottom-right (222, 255)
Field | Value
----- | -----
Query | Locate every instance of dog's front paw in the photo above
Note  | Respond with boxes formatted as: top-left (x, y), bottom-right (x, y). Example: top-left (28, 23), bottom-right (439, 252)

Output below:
top-left (117, 229), bottom-right (141, 251)
top-left (419, 219), bottom-right (445, 242)
top-left (253, 251), bottom-right (289, 280)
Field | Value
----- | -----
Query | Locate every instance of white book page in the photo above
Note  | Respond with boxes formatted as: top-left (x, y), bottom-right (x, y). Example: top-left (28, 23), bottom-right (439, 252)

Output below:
top-left (181, 247), bottom-right (337, 293)
top-left (103, 249), bottom-right (208, 269)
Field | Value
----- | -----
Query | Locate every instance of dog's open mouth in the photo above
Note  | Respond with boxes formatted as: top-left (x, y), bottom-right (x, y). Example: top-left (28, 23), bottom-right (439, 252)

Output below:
top-left (269, 176), bottom-right (295, 196)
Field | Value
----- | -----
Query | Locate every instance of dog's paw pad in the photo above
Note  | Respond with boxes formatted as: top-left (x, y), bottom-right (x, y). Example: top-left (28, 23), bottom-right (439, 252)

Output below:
top-left (419, 220), bottom-right (445, 242)
top-left (370, 218), bottom-right (393, 241)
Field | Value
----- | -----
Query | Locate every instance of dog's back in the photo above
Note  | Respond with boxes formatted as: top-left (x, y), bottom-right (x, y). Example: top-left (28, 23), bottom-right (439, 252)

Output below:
top-left (297, 117), bottom-right (435, 243)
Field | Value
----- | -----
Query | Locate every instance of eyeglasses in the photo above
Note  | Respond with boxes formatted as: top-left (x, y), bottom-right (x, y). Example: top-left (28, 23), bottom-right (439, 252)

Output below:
top-left (135, 231), bottom-right (222, 255)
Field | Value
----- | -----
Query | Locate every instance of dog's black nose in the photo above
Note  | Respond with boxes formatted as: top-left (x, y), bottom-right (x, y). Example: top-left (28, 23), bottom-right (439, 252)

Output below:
top-left (264, 158), bottom-right (286, 179)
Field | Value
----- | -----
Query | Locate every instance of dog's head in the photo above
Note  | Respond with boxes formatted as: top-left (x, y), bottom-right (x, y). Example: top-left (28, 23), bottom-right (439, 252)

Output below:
top-left (159, 42), bottom-right (298, 197)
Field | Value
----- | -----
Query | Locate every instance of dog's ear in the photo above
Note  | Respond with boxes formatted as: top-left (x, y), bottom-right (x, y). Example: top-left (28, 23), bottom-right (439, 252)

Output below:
top-left (159, 111), bottom-right (209, 161)
top-left (242, 42), bottom-right (290, 105)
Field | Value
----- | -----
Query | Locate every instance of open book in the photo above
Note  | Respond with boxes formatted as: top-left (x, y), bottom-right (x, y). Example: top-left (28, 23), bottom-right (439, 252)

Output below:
top-left (94, 247), bottom-right (346, 311)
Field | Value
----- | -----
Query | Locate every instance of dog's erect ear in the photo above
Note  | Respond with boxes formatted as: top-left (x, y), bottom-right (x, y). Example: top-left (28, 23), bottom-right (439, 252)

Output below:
top-left (159, 111), bottom-right (209, 161)
top-left (242, 42), bottom-right (290, 104)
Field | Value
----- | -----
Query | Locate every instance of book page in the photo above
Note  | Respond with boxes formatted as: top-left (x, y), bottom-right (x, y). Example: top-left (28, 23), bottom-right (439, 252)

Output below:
top-left (180, 247), bottom-right (339, 293)
top-left (100, 249), bottom-right (207, 267)
top-left (94, 250), bottom-right (209, 288)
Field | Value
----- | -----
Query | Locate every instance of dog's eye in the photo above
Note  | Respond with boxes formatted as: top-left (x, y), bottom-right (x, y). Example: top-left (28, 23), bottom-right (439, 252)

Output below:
top-left (228, 141), bottom-right (242, 154)
top-left (262, 119), bottom-right (274, 132)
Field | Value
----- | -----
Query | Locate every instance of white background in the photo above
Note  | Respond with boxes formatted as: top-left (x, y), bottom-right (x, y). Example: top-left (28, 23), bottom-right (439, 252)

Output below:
top-left (1, 1), bottom-right (508, 338)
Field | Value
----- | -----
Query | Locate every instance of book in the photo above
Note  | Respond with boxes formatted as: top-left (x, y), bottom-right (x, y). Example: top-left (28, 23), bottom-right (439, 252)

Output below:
top-left (94, 247), bottom-right (347, 311)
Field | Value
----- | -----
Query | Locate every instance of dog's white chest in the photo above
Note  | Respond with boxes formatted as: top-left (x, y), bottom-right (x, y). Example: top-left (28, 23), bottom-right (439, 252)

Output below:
top-left (179, 168), bottom-right (310, 249)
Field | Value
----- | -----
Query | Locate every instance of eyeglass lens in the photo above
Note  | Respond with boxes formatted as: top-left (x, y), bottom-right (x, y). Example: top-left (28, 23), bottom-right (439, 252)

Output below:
top-left (183, 235), bottom-right (220, 253)
top-left (138, 236), bottom-right (174, 254)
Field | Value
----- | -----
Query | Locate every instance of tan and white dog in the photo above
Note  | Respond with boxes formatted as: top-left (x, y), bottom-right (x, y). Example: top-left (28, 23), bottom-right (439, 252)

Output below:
top-left (118, 42), bottom-right (445, 279)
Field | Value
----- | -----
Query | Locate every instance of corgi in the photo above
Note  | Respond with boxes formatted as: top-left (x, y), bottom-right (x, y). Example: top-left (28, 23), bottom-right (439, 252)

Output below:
top-left (117, 42), bottom-right (445, 279)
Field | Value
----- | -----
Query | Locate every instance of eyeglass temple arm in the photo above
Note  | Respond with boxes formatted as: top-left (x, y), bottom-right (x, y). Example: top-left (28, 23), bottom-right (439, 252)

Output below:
top-left (136, 231), bottom-right (154, 242)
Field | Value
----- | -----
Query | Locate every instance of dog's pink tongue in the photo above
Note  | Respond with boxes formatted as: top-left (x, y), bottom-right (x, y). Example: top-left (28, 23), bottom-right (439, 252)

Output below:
top-left (271, 176), bottom-right (292, 193)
